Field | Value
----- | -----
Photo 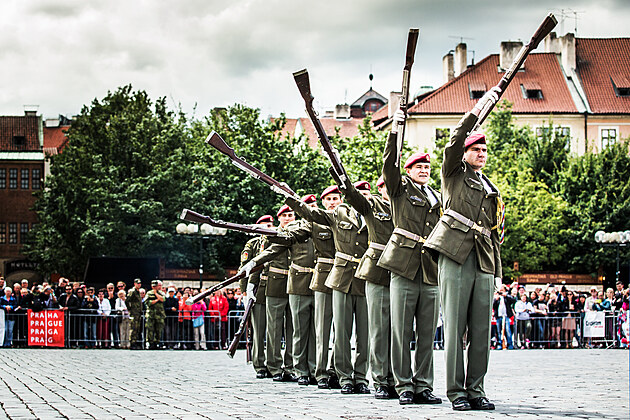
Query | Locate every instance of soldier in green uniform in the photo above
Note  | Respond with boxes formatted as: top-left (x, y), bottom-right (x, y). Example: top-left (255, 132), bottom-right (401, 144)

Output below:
top-left (239, 215), bottom-right (274, 379)
top-left (287, 186), bottom-right (370, 395)
top-left (343, 179), bottom-right (395, 399)
top-left (378, 111), bottom-right (443, 406)
top-left (145, 279), bottom-right (166, 350)
top-left (241, 205), bottom-right (296, 382)
top-left (424, 88), bottom-right (503, 411)
top-left (126, 278), bottom-right (144, 349)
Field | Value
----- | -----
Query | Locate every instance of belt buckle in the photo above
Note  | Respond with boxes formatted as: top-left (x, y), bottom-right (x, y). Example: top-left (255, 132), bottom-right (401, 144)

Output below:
top-left (471, 224), bottom-right (483, 234)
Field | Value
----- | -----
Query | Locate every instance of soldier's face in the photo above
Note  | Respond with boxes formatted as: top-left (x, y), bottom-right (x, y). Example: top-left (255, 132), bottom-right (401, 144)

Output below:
top-left (278, 212), bottom-right (295, 227)
top-left (406, 162), bottom-right (431, 185)
top-left (464, 144), bottom-right (487, 170)
top-left (322, 194), bottom-right (342, 210)
top-left (358, 189), bottom-right (371, 199)
top-left (259, 221), bottom-right (274, 229)
top-left (378, 185), bottom-right (389, 201)
top-left (306, 201), bottom-right (318, 208)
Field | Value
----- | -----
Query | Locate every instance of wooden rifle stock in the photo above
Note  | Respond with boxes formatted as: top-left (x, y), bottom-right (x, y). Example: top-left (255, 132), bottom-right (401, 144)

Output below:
top-left (205, 131), bottom-right (299, 200)
top-left (180, 209), bottom-right (278, 236)
top-left (472, 13), bottom-right (557, 131)
top-left (293, 69), bottom-right (350, 188)
top-left (395, 28), bottom-right (419, 167)
top-left (187, 266), bottom-right (263, 305)
top-left (227, 283), bottom-right (259, 359)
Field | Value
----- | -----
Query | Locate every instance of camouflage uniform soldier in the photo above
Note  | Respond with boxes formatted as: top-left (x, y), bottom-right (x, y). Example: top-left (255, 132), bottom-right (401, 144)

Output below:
top-left (126, 278), bottom-right (144, 349)
top-left (145, 279), bottom-right (166, 350)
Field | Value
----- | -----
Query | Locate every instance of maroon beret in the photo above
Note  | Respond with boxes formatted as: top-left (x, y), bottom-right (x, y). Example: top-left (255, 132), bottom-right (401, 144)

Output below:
top-left (320, 185), bottom-right (341, 199)
top-left (404, 152), bottom-right (431, 169)
top-left (301, 194), bottom-right (317, 204)
top-left (465, 133), bottom-right (486, 149)
top-left (276, 205), bottom-right (293, 217)
top-left (256, 215), bottom-right (273, 224)
top-left (376, 176), bottom-right (385, 188)
top-left (354, 180), bottom-right (371, 191)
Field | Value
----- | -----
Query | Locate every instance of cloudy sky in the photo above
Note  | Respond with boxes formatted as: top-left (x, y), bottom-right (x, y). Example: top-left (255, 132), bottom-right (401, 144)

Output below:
top-left (1, 0), bottom-right (628, 120)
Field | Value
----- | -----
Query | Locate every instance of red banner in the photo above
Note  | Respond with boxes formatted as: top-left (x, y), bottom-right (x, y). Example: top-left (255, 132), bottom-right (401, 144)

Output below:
top-left (28, 310), bottom-right (65, 347)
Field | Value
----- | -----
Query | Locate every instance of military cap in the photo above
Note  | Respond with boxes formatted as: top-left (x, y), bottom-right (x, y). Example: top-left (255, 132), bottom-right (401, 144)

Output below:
top-left (404, 152), bottom-right (430, 169)
top-left (301, 194), bottom-right (317, 204)
top-left (256, 215), bottom-right (273, 224)
top-left (465, 132), bottom-right (486, 149)
top-left (134, 278), bottom-right (142, 284)
top-left (277, 205), bottom-right (293, 217)
top-left (151, 279), bottom-right (162, 287)
top-left (376, 176), bottom-right (385, 188)
top-left (320, 185), bottom-right (340, 199)
top-left (354, 180), bottom-right (371, 191)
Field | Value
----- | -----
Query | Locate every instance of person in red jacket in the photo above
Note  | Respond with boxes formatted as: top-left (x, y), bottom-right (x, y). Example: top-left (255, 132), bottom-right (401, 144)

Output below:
top-left (209, 290), bottom-right (229, 349)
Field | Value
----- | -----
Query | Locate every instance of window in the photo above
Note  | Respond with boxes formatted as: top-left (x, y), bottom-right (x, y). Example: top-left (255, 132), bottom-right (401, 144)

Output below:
top-left (611, 75), bottom-right (630, 97)
top-left (20, 223), bottom-right (29, 244)
top-left (21, 169), bottom-right (29, 189)
top-left (0, 169), bottom-right (5, 189)
top-left (521, 83), bottom-right (543, 99)
top-left (469, 81), bottom-right (486, 99)
top-left (536, 126), bottom-right (570, 140)
top-left (13, 136), bottom-right (26, 146)
top-left (8, 223), bottom-right (17, 244)
top-left (9, 169), bottom-right (18, 189)
top-left (601, 128), bottom-right (618, 149)
top-left (0, 224), bottom-right (5, 244)
top-left (32, 169), bottom-right (41, 190)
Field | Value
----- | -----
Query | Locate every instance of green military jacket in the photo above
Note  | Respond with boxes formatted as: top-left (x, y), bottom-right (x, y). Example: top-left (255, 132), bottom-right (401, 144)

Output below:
top-left (343, 184), bottom-right (393, 286)
top-left (239, 236), bottom-right (267, 302)
top-left (126, 287), bottom-right (143, 315)
top-left (287, 197), bottom-right (367, 296)
top-left (257, 219), bottom-right (316, 296)
top-left (145, 289), bottom-right (166, 319)
top-left (377, 131), bottom-right (442, 284)
top-left (424, 112), bottom-right (503, 277)
top-left (250, 230), bottom-right (290, 299)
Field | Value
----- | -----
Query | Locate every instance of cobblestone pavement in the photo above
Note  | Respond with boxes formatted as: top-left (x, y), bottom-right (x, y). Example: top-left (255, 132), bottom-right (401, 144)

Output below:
top-left (0, 348), bottom-right (627, 419)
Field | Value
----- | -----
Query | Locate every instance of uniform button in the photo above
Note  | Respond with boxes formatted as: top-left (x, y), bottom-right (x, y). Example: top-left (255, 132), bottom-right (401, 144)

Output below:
top-left (478, 221), bottom-right (482, 224)
top-left (424, 236), bottom-right (428, 239)
top-left (421, 249), bottom-right (425, 254)
top-left (428, 209), bottom-right (432, 213)
top-left (482, 207), bottom-right (485, 212)
top-left (355, 242), bottom-right (359, 246)
top-left (475, 235), bottom-right (479, 239)
top-left (426, 222), bottom-right (430, 226)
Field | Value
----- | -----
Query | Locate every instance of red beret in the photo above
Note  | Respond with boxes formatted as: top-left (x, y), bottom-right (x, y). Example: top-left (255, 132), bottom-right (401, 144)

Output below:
top-left (376, 176), bottom-right (385, 188)
top-left (320, 185), bottom-right (341, 199)
top-left (301, 194), bottom-right (317, 204)
top-left (404, 152), bottom-right (430, 169)
top-left (256, 215), bottom-right (273, 224)
top-left (465, 133), bottom-right (486, 149)
top-left (277, 205), bottom-right (293, 217)
top-left (354, 180), bottom-right (371, 191)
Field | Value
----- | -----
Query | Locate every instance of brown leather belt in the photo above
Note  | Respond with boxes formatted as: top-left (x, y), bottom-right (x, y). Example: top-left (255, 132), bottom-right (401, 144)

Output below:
top-left (444, 209), bottom-right (491, 238)
top-left (290, 262), bottom-right (314, 273)
top-left (393, 227), bottom-right (425, 243)
top-left (335, 252), bottom-right (362, 264)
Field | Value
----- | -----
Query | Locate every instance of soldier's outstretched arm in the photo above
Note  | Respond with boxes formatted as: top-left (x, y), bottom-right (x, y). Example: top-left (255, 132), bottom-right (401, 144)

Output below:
top-left (250, 243), bottom-right (288, 267)
top-left (285, 196), bottom-right (332, 226)
top-left (342, 183), bottom-right (371, 216)
top-left (442, 113), bottom-right (478, 178)
top-left (267, 220), bottom-right (310, 245)
top-left (382, 111), bottom-right (405, 198)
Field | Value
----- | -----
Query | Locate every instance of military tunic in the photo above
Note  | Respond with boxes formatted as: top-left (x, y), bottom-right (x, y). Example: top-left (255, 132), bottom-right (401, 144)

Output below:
top-left (286, 197), bottom-right (369, 388)
top-left (145, 289), bottom-right (166, 348)
top-left (424, 112), bottom-right (502, 402)
top-left (343, 184), bottom-right (394, 389)
top-left (126, 287), bottom-right (143, 347)
top-left (378, 130), bottom-right (442, 396)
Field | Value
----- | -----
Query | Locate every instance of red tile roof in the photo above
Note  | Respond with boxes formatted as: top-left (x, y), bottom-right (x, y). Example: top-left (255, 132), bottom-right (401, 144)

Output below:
top-left (298, 117), bottom-right (363, 147)
top-left (409, 53), bottom-right (578, 114)
top-left (273, 118), bottom-right (299, 142)
top-left (43, 125), bottom-right (70, 155)
top-left (576, 38), bottom-right (630, 114)
top-left (0, 116), bottom-right (42, 152)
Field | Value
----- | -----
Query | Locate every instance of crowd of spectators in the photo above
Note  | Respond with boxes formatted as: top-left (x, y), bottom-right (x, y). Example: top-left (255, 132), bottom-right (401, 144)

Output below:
top-left (489, 281), bottom-right (630, 350)
top-left (0, 276), bottom-right (246, 349)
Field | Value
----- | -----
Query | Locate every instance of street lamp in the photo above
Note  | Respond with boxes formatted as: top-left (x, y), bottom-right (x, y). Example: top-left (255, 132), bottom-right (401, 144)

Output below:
top-left (176, 223), bottom-right (227, 289)
top-left (595, 230), bottom-right (630, 284)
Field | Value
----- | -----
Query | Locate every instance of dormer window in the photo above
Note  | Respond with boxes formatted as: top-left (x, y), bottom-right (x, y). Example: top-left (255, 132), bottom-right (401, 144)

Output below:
top-left (611, 75), bottom-right (630, 97)
top-left (13, 135), bottom-right (26, 146)
top-left (520, 81), bottom-right (543, 99)
top-left (468, 81), bottom-right (486, 99)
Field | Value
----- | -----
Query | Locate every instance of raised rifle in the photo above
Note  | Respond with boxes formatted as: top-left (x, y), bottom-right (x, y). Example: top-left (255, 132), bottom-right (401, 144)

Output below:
top-left (394, 28), bottom-right (419, 167)
top-left (293, 69), bottom-right (350, 189)
top-left (180, 209), bottom-right (278, 237)
top-left (186, 266), bottom-right (263, 305)
top-left (472, 13), bottom-right (557, 131)
top-left (227, 283), bottom-right (259, 359)
top-left (206, 131), bottom-right (299, 200)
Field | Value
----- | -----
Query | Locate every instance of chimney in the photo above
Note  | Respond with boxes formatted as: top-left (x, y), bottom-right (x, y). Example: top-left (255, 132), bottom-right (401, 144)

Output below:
top-left (560, 33), bottom-right (576, 72)
top-left (388, 91), bottom-right (401, 118)
top-left (454, 43), bottom-right (467, 77)
top-left (544, 31), bottom-right (561, 54)
top-left (500, 41), bottom-right (524, 71)
top-left (24, 105), bottom-right (39, 117)
top-left (334, 104), bottom-right (350, 119)
top-left (443, 52), bottom-right (454, 83)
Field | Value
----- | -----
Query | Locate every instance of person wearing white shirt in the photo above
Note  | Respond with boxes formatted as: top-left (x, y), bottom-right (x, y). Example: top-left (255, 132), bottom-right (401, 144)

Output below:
top-left (96, 289), bottom-right (112, 348)
top-left (514, 294), bottom-right (534, 348)
top-left (115, 290), bottom-right (131, 349)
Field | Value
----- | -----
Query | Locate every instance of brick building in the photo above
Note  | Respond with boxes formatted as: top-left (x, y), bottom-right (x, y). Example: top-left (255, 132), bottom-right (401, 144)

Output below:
top-left (0, 110), bottom-right (45, 283)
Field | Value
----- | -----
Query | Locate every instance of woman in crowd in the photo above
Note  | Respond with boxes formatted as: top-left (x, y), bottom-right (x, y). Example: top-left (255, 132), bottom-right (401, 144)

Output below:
top-left (514, 293), bottom-right (533, 348)
top-left (191, 297), bottom-right (207, 350)
top-left (96, 288), bottom-right (111, 348)
top-left (0, 287), bottom-right (17, 347)
top-left (178, 291), bottom-right (193, 349)
top-left (116, 289), bottom-right (131, 349)
top-left (547, 291), bottom-right (562, 348)
top-left (561, 290), bottom-right (578, 348)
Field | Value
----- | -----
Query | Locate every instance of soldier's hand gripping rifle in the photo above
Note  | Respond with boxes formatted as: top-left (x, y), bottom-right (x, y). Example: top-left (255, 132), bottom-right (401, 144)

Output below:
top-left (206, 131), bottom-right (300, 200)
top-left (394, 28), bottom-right (419, 167)
top-left (180, 209), bottom-right (278, 237)
top-left (471, 13), bottom-right (557, 131)
top-left (227, 283), bottom-right (258, 359)
top-left (186, 266), bottom-right (263, 305)
top-left (293, 69), bottom-right (351, 189)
